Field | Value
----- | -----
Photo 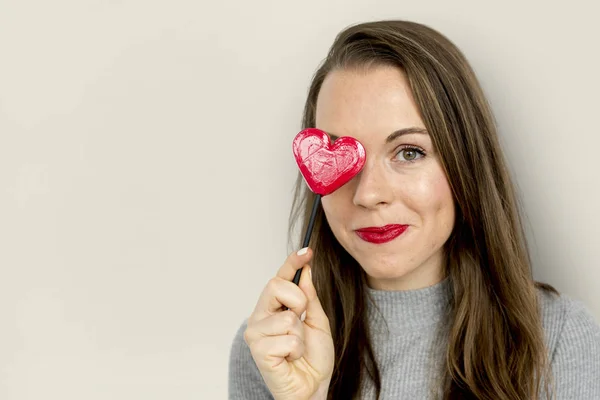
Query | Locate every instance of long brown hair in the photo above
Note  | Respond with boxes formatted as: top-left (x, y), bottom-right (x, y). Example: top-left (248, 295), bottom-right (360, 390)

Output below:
top-left (289, 20), bottom-right (559, 399)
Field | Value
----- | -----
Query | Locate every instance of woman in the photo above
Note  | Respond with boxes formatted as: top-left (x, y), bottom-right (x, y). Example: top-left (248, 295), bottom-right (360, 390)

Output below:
top-left (228, 20), bottom-right (600, 399)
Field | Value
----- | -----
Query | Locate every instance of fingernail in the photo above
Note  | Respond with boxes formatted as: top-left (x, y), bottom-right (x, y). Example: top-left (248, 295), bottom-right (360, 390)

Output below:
top-left (308, 267), bottom-right (312, 280)
top-left (300, 311), bottom-right (306, 322)
top-left (297, 247), bottom-right (308, 256)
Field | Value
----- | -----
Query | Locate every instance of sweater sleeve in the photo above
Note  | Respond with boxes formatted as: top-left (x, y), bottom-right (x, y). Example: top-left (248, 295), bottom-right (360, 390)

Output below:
top-left (551, 298), bottom-right (600, 399)
top-left (228, 319), bottom-right (274, 400)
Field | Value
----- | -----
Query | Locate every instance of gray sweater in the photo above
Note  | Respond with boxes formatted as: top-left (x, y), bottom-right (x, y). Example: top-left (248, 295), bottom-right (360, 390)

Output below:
top-left (229, 277), bottom-right (600, 399)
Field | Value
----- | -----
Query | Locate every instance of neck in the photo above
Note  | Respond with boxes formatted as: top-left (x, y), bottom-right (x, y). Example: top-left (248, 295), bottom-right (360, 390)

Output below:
top-left (365, 275), bottom-right (452, 334)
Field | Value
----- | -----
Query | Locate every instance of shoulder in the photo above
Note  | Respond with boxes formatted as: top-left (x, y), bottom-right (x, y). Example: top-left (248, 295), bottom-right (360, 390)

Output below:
top-left (228, 319), bottom-right (273, 400)
top-left (536, 286), bottom-right (600, 353)
top-left (536, 286), bottom-right (600, 397)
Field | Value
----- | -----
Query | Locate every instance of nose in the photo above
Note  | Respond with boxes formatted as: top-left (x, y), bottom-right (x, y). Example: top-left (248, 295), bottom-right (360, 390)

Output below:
top-left (351, 160), bottom-right (393, 209)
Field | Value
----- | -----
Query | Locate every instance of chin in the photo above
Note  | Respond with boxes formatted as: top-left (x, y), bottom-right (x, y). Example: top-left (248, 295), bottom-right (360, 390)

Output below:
top-left (357, 258), bottom-right (414, 280)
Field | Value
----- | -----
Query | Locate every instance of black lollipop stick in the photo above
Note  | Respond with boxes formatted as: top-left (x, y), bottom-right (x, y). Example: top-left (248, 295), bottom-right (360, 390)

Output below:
top-left (292, 194), bottom-right (321, 285)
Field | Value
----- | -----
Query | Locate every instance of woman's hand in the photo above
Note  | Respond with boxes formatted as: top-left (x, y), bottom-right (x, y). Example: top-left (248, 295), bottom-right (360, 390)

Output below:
top-left (244, 248), bottom-right (334, 400)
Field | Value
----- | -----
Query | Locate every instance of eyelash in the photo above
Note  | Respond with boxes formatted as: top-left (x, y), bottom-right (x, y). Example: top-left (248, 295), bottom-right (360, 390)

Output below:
top-left (393, 145), bottom-right (426, 163)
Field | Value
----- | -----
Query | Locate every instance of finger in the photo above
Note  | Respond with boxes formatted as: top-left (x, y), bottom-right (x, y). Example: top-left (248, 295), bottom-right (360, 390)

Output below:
top-left (248, 248), bottom-right (313, 323)
top-left (298, 266), bottom-right (331, 333)
top-left (275, 247), bottom-right (313, 281)
top-left (250, 277), bottom-right (308, 322)
top-left (245, 310), bottom-right (305, 346)
top-left (249, 335), bottom-right (305, 369)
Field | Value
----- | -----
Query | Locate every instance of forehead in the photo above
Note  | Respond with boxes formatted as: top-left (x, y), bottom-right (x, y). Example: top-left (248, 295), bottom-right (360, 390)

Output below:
top-left (315, 66), bottom-right (425, 141)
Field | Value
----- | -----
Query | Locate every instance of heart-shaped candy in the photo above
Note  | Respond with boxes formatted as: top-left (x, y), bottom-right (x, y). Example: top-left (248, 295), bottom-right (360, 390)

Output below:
top-left (292, 128), bottom-right (366, 196)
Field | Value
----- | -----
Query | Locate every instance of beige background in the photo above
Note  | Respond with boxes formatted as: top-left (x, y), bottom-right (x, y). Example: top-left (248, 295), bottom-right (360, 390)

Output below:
top-left (1, 0), bottom-right (599, 399)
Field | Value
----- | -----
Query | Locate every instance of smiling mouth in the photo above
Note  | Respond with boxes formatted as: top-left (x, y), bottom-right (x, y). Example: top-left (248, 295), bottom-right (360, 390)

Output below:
top-left (355, 224), bottom-right (408, 244)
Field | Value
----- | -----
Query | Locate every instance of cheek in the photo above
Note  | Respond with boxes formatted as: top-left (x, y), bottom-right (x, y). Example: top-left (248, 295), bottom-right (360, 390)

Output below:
top-left (321, 180), bottom-right (354, 214)
top-left (321, 187), bottom-right (355, 242)
top-left (428, 172), bottom-right (455, 237)
top-left (432, 174), bottom-right (454, 213)
top-left (403, 167), bottom-right (454, 219)
top-left (321, 192), bottom-right (344, 226)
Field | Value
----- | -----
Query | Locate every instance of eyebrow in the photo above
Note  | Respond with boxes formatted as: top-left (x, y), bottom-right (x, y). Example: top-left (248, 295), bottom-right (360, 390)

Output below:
top-left (327, 127), bottom-right (428, 143)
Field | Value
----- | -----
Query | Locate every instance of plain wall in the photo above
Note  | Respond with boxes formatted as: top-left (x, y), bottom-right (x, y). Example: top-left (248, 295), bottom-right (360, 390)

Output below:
top-left (1, 0), bottom-right (598, 398)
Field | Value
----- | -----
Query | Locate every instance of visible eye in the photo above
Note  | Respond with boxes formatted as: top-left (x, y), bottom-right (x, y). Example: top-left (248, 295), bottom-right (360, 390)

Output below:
top-left (394, 146), bottom-right (426, 162)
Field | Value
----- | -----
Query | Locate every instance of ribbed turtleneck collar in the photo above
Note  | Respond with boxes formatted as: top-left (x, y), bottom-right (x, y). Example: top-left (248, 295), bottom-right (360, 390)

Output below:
top-left (365, 276), bottom-right (453, 335)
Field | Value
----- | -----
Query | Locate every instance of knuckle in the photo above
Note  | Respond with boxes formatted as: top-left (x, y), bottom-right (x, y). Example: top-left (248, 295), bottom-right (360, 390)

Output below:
top-left (289, 335), bottom-right (303, 352)
top-left (281, 310), bottom-right (298, 328)
top-left (266, 277), bottom-right (280, 292)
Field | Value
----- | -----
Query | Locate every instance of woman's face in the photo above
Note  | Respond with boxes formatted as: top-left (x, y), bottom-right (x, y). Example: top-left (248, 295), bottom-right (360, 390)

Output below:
top-left (316, 66), bottom-right (455, 290)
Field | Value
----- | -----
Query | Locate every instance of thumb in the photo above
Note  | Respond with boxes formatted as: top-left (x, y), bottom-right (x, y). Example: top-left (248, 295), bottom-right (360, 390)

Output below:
top-left (298, 266), bottom-right (330, 332)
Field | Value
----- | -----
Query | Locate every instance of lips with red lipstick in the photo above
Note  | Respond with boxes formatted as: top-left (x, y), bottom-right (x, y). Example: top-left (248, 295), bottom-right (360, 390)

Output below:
top-left (355, 224), bottom-right (408, 244)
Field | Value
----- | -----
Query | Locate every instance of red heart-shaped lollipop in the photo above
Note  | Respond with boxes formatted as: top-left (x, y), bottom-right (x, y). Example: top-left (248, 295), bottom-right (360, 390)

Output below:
top-left (292, 128), bottom-right (366, 196)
